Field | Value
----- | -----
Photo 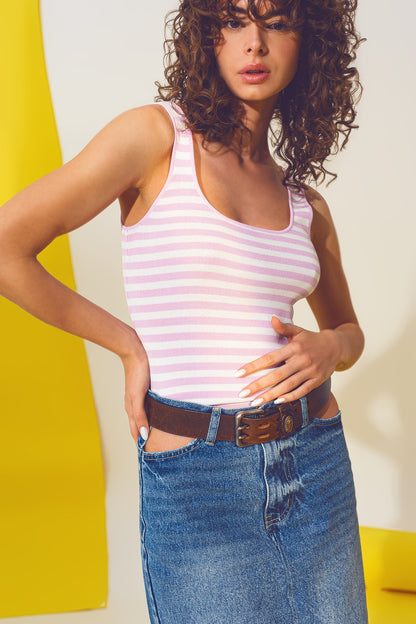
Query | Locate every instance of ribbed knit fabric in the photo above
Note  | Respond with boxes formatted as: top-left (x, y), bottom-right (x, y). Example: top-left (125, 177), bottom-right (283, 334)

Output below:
top-left (121, 102), bottom-right (320, 405)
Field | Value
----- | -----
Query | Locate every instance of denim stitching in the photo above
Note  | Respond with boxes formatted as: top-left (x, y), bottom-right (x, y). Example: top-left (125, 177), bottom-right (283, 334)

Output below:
top-left (205, 407), bottom-right (222, 445)
top-left (142, 438), bottom-right (205, 462)
top-left (265, 496), bottom-right (293, 527)
top-left (262, 442), bottom-right (271, 533)
top-left (138, 454), bottom-right (162, 624)
top-left (312, 410), bottom-right (342, 427)
top-left (265, 447), bottom-right (295, 528)
top-left (267, 530), bottom-right (299, 624)
top-left (277, 538), bottom-right (299, 624)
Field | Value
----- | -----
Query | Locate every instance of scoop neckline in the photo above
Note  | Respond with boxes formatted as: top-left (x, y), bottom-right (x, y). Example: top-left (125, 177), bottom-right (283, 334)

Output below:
top-left (121, 101), bottom-right (295, 234)
top-left (188, 129), bottom-right (294, 236)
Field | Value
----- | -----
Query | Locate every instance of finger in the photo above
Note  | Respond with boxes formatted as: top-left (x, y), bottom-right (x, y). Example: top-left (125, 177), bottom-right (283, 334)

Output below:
top-left (247, 373), bottom-right (318, 407)
top-left (237, 361), bottom-right (295, 399)
top-left (271, 315), bottom-right (303, 339)
top-left (125, 394), bottom-right (149, 442)
top-left (129, 420), bottom-right (150, 443)
top-left (272, 377), bottom-right (319, 404)
top-left (235, 348), bottom-right (288, 378)
top-left (129, 418), bottom-right (140, 443)
top-left (133, 402), bottom-right (149, 440)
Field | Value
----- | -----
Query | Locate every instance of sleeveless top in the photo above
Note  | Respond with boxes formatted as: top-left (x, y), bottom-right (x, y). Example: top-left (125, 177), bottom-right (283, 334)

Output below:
top-left (121, 102), bottom-right (320, 406)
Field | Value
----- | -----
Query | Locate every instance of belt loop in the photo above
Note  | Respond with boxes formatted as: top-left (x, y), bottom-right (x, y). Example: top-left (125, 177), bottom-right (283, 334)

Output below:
top-left (300, 396), bottom-right (309, 427)
top-left (205, 407), bottom-right (222, 446)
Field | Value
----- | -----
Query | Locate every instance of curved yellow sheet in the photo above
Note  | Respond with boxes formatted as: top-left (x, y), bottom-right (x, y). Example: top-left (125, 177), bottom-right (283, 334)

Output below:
top-left (360, 526), bottom-right (416, 624)
top-left (0, 0), bottom-right (107, 616)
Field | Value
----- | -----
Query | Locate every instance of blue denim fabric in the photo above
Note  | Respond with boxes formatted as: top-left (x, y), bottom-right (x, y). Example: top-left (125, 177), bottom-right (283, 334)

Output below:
top-left (137, 392), bottom-right (368, 624)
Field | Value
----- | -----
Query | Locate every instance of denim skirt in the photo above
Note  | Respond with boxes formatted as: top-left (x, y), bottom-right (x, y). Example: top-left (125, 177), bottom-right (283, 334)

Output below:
top-left (137, 392), bottom-right (368, 624)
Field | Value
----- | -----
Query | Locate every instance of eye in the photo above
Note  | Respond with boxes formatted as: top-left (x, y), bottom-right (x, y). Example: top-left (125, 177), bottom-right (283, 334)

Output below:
top-left (267, 20), bottom-right (288, 31)
top-left (222, 19), bottom-right (243, 30)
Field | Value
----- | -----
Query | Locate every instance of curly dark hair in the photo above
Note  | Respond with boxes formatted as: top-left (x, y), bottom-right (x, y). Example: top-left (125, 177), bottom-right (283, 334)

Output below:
top-left (157, 0), bottom-right (364, 187)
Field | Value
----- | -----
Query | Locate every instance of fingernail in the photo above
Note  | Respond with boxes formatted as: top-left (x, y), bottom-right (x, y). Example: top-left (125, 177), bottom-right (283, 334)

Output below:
top-left (238, 389), bottom-right (251, 399)
top-left (250, 397), bottom-right (264, 407)
top-left (274, 397), bottom-right (286, 405)
top-left (140, 426), bottom-right (148, 441)
top-left (234, 369), bottom-right (246, 378)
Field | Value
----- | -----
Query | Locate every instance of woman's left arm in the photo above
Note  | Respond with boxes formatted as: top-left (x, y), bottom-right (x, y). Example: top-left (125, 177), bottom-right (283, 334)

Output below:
top-left (236, 188), bottom-right (364, 405)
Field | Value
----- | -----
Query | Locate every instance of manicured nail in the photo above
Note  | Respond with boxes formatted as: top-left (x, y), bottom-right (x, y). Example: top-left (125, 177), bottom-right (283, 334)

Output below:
top-left (250, 397), bottom-right (264, 407)
top-left (140, 426), bottom-right (149, 441)
top-left (238, 389), bottom-right (251, 399)
top-left (234, 369), bottom-right (246, 378)
top-left (274, 397), bottom-right (286, 405)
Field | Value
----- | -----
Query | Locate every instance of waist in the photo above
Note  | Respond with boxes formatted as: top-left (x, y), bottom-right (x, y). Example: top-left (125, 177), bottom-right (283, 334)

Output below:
top-left (142, 339), bottom-right (291, 406)
top-left (145, 378), bottom-right (332, 447)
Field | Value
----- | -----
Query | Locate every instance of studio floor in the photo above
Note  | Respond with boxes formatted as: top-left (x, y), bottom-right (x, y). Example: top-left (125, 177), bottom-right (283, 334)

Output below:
top-left (0, 602), bottom-right (150, 624)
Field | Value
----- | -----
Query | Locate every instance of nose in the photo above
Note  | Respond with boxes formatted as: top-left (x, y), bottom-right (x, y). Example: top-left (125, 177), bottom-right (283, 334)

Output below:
top-left (245, 23), bottom-right (268, 56)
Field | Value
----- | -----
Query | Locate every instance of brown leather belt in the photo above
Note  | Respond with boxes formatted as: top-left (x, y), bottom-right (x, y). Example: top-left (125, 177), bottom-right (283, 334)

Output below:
top-left (144, 378), bottom-right (331, 447)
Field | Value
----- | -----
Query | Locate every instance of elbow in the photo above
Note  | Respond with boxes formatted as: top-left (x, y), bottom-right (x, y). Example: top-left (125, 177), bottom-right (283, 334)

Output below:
top-left (354, 322), bottom-right (365, 360)
top-left (334, 322), bottom-right (365, 372)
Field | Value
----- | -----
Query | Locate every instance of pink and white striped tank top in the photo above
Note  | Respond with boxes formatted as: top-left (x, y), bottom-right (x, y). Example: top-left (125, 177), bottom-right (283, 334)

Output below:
top-left (121, 102), bottom-right (320, 406)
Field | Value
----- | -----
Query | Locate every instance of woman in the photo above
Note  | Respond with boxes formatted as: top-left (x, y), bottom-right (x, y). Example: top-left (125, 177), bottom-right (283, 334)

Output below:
top-left (0, 0), bottom-right (367, 622)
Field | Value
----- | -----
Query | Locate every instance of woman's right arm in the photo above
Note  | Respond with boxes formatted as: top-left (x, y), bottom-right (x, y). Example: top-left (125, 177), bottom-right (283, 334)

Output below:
top-left (0, 104), bottom-right (174, 441)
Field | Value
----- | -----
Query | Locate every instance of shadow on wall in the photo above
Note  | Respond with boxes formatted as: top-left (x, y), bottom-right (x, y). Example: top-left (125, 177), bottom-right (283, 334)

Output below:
top-left (337, 309), bottom-right (416, 532)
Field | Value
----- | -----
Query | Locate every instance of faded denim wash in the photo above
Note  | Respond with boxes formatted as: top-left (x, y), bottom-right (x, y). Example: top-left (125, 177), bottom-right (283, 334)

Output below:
top-left (137, 392), bottom-right (368, 624)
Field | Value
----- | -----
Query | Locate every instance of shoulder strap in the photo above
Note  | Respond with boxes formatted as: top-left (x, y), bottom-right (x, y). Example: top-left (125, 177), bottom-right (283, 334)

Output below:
top-left (287, 185), bottom-right (314, 234)
top-left (155, 101), bottom-right (188, 135)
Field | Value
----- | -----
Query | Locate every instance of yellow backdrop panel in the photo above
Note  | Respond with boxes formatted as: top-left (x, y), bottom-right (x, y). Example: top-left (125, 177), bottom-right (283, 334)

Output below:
top-left (0, 0), bottom-right (108, 617)
top-left (360, 527), bottom-right (416, 624)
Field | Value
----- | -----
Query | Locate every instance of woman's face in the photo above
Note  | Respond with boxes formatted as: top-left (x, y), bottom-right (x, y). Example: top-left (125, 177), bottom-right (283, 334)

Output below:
top-left (214, 0), bottom-right (300, 105)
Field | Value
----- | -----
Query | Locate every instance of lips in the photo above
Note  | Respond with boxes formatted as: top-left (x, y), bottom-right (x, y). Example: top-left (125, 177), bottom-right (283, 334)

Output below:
top-left (238, 63), bottom-right (271, 84)
top-left (239, 63), bottom-right (270, 75)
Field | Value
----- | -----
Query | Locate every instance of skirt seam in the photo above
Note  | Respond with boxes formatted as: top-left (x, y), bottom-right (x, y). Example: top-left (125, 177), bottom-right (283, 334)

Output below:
top-left (267, 530), bottom-right (299, 624)
top-left (139, 454), bottom-right (162, 624)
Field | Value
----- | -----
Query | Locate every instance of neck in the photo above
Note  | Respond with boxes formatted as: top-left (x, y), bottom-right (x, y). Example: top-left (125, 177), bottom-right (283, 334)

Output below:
top-left (233, 97), bottom-right (277, 162)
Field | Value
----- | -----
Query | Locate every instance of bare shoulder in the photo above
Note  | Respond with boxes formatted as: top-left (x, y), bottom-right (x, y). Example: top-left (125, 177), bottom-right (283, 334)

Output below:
top-left (304, 185), bottom-right (338, 248)
top-left (304, 185), bottom-right (331, 220)
top-left (71, 103), bottom-right (175, 191)
top-left (115, 103), bottom-right (174, 139)
top-left (97, 104), bottom-right (174, 159)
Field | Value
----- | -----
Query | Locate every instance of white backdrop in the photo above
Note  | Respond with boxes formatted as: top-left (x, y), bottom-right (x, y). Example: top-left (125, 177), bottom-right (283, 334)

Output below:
top-left (20, 0), bottom-right (416, 621)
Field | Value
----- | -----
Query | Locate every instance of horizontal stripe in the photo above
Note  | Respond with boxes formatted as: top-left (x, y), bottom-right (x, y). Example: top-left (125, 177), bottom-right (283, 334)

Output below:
top-left (150, 361), bottom-right (278, 374)
top-left (165, 180), bottom-right (202, 190)
top-left (150, 369), bottom-right (276, 382)
top-left (124, 252), bottom-right (317, 275)
top-left (137, 321), bottom-right (275, 335)
top-left (140, 330), bottom-right (275, 344)
top-left (123, 270), bottom-right (308, 296)
top-left (123, 257), bottom-right (318, 283)
top-left (122, 213), bottom-right (305, 236)
top-left (123, 278), bottom-right (295, 298)
top-left (151, 382), bottom-right (256, 394)
top-left (148, 390), bottom-right (251, 406)
top-left (130, 310), bottom-right (288, 326)
top-left (175, 152), bottom-right (192, 161)
top-left (127, 301), bottom-right (293, 318)
top-left (123, 234), bottom-right (317, 261)
top-left (121, 101), bottom-right (319, 404)
top-left (144, 339), bottom-right (283, 351)
top-left (129, 309), bottom-right (292, 324)
top-left (147, 353), bottom-right (284, 366)
top-left (122, 214), bottom-right (312, 244)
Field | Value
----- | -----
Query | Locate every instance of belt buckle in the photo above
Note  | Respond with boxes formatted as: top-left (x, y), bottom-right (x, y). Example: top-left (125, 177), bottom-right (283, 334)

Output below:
top-left (235, 408), bottom-right (264, 447)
